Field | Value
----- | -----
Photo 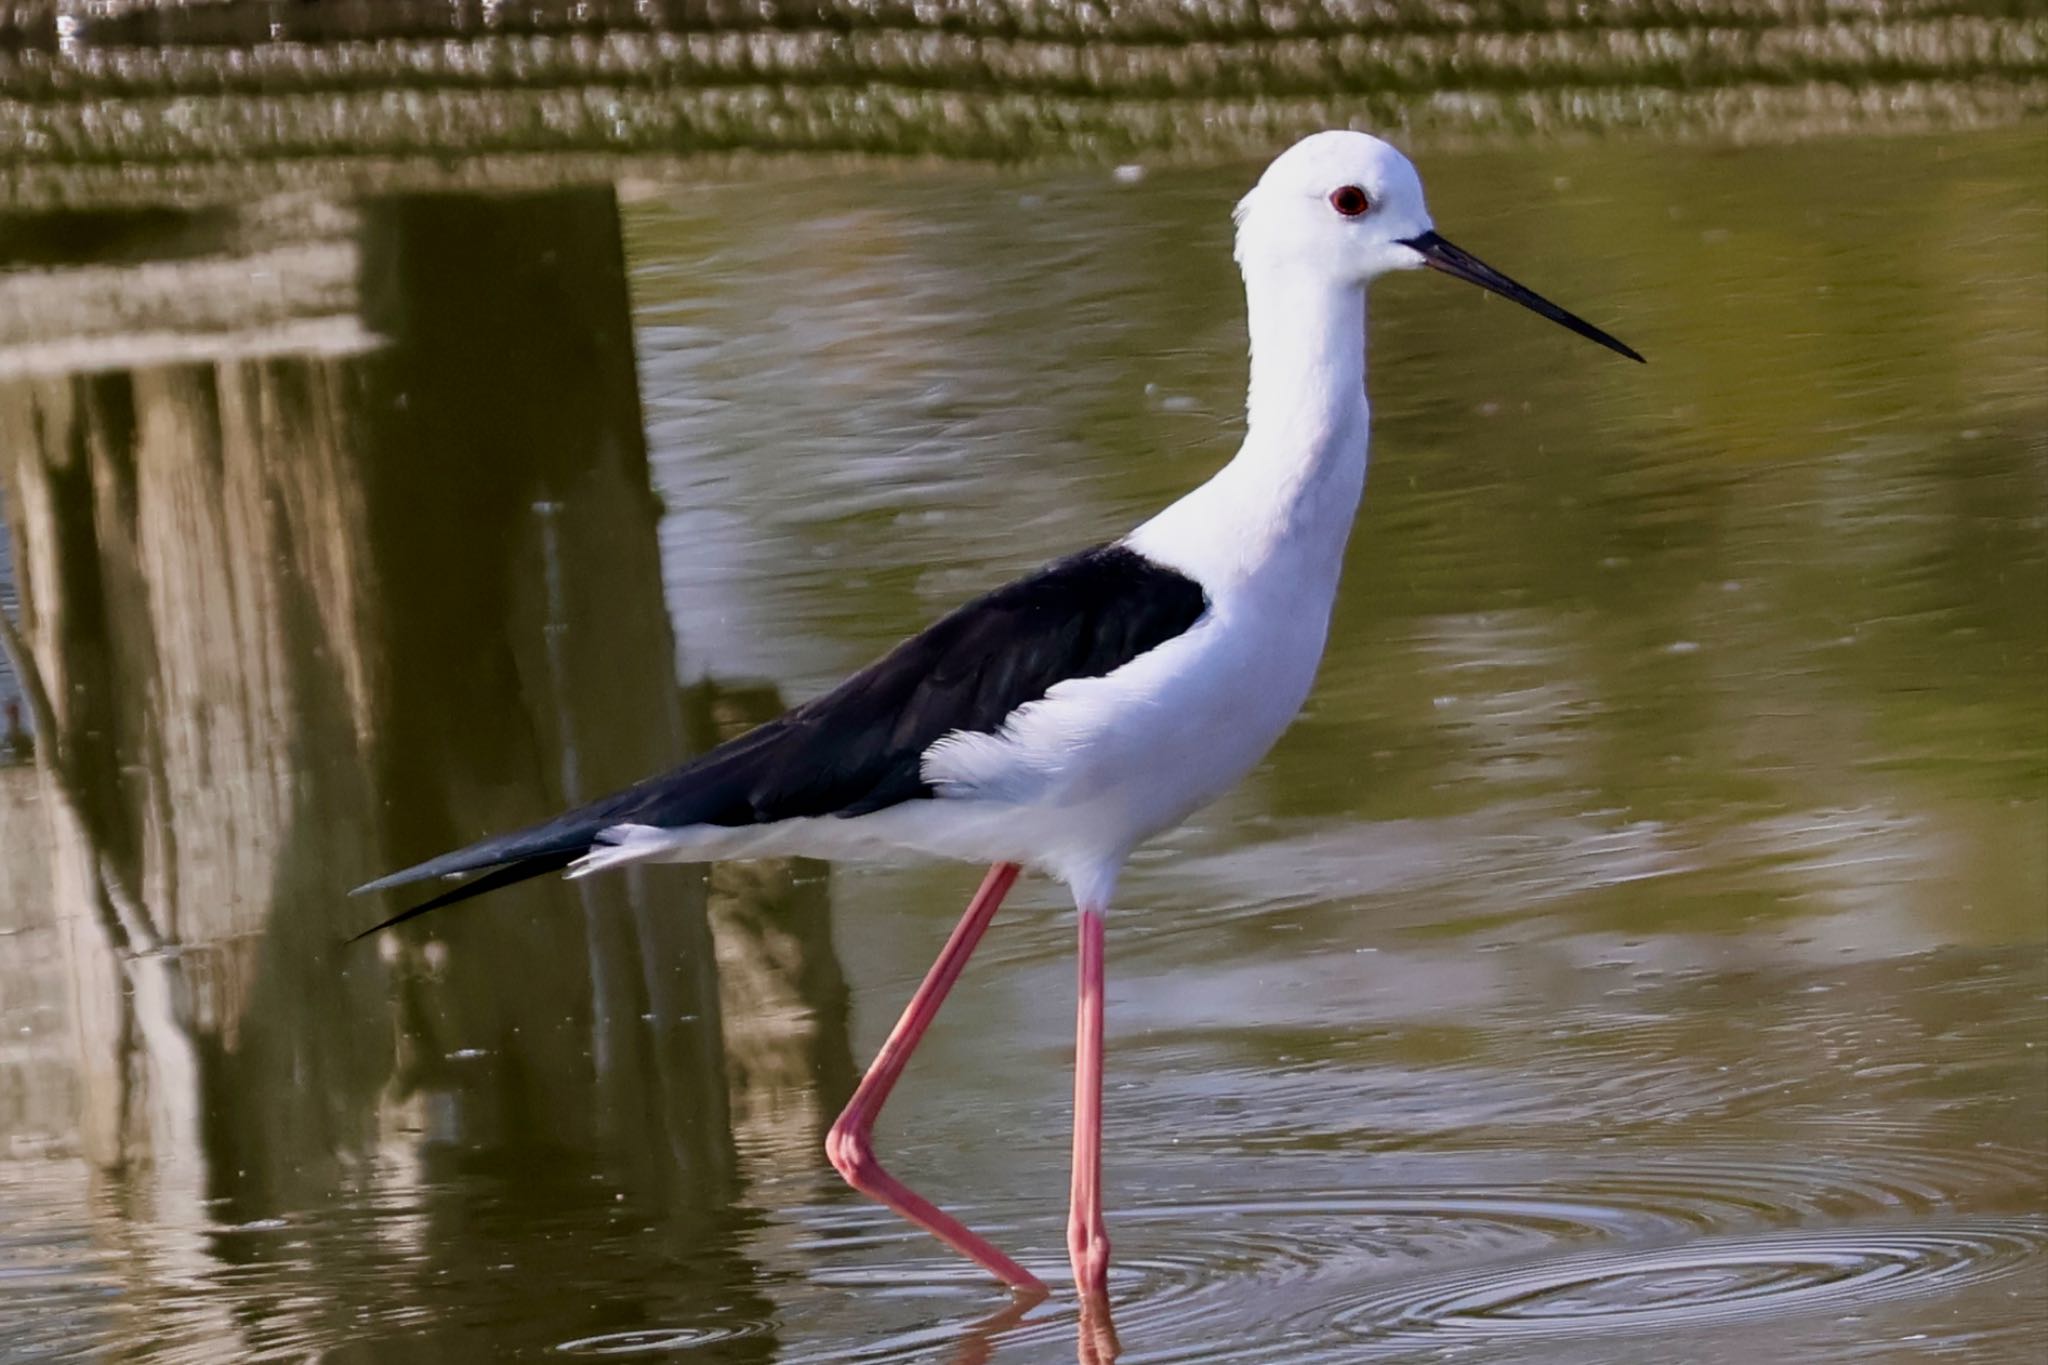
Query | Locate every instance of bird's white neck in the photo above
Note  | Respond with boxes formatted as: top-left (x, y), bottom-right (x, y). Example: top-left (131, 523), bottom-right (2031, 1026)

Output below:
top-left (1243, 262), bottom-right (1369, 448)
top-left (1129, 265), bottom-right (1370, 593)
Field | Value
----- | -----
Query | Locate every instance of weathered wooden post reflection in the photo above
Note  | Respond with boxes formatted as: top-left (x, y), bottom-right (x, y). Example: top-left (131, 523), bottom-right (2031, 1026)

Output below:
top-left (0, 186), bottom-right (854, 1355)
top-left (696, 681), bottom-right (857, 1177)
top-left (0, 215), bottom-right (392, 1357)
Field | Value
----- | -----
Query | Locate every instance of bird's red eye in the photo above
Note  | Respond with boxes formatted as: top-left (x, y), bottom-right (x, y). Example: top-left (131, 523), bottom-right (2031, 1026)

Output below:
top-left (1329, 185), bottom-right (1371, 217)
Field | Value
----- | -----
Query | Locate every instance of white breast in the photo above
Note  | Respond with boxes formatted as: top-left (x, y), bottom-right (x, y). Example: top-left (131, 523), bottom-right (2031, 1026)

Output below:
top-left (919, 422), bottom-right (1366, 891)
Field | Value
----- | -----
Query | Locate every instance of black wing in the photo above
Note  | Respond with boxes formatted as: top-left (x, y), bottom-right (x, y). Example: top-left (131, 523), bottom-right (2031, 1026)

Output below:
top-left (350, 543), bottom-right (1207, 937)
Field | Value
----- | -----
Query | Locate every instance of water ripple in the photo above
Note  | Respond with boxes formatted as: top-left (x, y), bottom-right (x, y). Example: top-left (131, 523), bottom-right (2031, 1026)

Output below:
top-left (792, 1141), bottom-right (2043, 1363)
top-left (556, 1323), bottom-right (774, 1355)
top-left (1336, 1217), bottom-right (2048, 1344)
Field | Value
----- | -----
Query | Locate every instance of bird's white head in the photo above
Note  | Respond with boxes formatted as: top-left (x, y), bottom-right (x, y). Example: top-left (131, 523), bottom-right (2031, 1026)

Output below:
top-left (1234, 130), bottom-right (1434, 284)
top-left (1235, 130), bottom-right (1644, 362)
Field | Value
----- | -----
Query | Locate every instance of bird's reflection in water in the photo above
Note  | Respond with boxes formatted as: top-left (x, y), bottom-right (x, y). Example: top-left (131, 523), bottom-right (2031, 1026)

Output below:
top-left (1077, 1291), bottom-right (1123, 1364)
top-left (928, 1286), bottom-right (1121, 1365)
top-left (943, 1292), bottom-right (1044, 1365)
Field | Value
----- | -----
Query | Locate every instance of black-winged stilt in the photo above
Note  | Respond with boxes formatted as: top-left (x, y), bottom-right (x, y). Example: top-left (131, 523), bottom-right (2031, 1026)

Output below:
top-left (352, 130), bottom-right (1642, 1304)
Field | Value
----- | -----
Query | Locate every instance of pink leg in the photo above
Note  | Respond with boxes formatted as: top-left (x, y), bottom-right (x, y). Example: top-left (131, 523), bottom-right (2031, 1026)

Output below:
top-left (825, 862), bottom-right (1046, 1294)
top-left (1067, 906), bottom-right (1112, 1300)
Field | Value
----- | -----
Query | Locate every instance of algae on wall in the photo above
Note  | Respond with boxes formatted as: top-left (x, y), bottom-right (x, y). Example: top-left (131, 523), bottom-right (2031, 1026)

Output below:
top-left (1, 0), bottom-right (2042, 206)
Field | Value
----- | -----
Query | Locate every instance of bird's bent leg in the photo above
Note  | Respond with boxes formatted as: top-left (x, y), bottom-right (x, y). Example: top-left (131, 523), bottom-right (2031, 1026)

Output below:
top-left (1068, 904), bottom-right (1112, 1300)
top-left (825, 861), bottom-right (1046, 1294)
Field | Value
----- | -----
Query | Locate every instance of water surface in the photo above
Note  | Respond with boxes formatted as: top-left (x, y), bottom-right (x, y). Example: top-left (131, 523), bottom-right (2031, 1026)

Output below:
top-left (1, 129), bottom-right (2043, 1362)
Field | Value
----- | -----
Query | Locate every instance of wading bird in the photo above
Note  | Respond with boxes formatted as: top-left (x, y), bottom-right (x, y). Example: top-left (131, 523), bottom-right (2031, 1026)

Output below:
top-left (353, 130), bottom-right (1641, 1305)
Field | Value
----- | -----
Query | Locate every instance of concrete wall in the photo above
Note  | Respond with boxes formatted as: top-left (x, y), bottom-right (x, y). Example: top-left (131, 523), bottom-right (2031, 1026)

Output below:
top-left (2, 0), bottom-right (2040, 206)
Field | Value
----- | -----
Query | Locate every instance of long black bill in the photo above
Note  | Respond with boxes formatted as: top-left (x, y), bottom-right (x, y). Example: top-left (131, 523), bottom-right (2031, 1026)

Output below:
top-left (1399, 230), bottom-right (1644, 363)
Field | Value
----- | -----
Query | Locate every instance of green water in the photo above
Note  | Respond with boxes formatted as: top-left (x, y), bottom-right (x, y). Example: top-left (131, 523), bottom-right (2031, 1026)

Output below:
top-left (0, 129), bottom-right (2043, 1363)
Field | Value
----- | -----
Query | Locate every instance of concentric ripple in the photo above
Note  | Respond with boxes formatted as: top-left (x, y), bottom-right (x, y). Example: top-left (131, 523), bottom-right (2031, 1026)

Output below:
top-left (556, 1323), bottom-right (773, 1355)
top-left (796, 1183), bottom-right (1697, 1363)
top-left (1336, 1217), bottom-right (2048, 1343)
top-left (787, 1142), bottom-right (2045, 1365)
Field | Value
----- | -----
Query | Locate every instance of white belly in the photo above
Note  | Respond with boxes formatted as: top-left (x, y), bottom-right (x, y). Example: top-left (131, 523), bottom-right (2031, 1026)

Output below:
top-left (917, 583), bottom-right (1333, 880)
top-left (573, 594), bottom-right (1333, 900)
top-left (573, 474), bottom-right (1357, 900)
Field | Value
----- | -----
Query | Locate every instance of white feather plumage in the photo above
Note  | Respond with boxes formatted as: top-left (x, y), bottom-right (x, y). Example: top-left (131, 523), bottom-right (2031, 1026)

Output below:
top-left (578, 133), bottom-right (1445, 910)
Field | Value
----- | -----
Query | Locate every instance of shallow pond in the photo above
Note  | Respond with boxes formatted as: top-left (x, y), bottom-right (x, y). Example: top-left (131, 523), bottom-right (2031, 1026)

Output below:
top-left (0, 128), bottom-right (2043, 1363)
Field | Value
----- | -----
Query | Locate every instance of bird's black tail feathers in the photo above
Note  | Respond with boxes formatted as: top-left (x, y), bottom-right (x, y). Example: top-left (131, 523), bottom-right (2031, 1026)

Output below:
top-left (343, 783), bottom-right (657, 943)
top-left (348, 540), bottom-right (1215, 942)
top-left (345, 850), bottom-right (582, 943)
